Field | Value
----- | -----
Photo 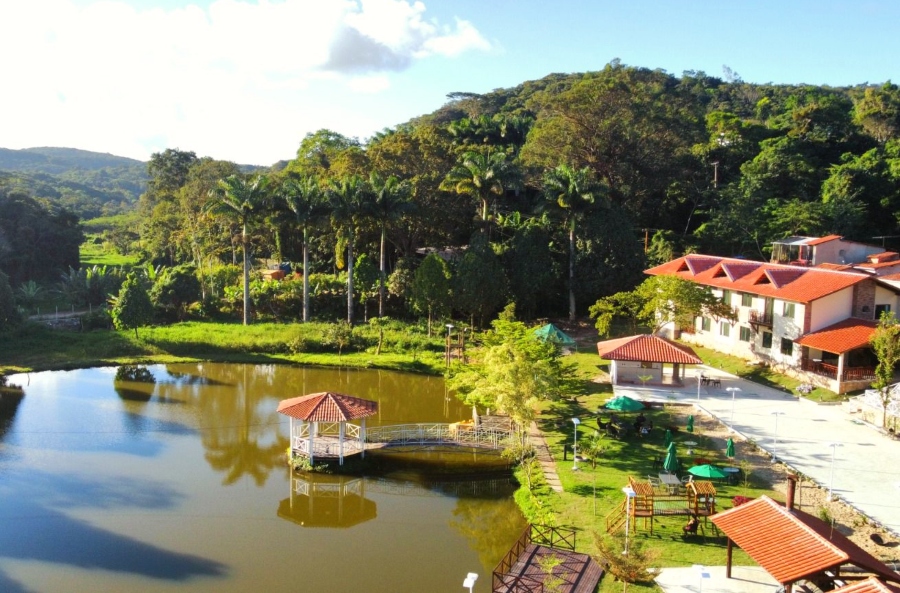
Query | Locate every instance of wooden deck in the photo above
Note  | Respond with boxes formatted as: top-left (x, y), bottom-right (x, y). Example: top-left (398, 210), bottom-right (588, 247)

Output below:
top-left (493, 543), bottom-right (604, 593)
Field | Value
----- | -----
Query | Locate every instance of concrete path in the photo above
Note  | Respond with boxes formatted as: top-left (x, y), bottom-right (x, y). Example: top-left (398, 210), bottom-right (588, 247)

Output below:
top-left (527, 420), bottom-right (563, 492)
top-left (613, 366), bottom-right (900, 535)
top-left (656, 565), bottom-right (780, 593)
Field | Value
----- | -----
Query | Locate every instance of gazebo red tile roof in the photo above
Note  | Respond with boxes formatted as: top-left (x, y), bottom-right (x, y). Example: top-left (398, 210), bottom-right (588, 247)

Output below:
top-left (712, 496), bottom-right (900, 586)
top-left (794, 318), bottom-right (878, 354)
top-left (833, 577), bottom-right (900, 593)
top-left (596, 334), bottom-right (702, 365)
top-left (277, 392), bottom-right (378, 422)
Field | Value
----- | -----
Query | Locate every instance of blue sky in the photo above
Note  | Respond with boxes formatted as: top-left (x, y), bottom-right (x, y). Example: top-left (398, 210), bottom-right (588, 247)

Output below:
top-left (2, 0), bottom-right (898, 165)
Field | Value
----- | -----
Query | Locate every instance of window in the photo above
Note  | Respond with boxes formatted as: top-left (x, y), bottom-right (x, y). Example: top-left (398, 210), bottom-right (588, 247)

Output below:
top-left (741, 293), bottom-right (753, 307)
top-left (762, 331), bottom-right (773, 349)
top-left (780, 337), bottom-right (794, 356)
top-left (739, 326), bottom-right (752, 342)
top-left (640, 362), bottom-right (654, 369)
top-left (701, 317), bottom-right (711, 332)
top-left (875, 304), bottom-right (892, 318)
top-left (783, 302), bottom-right (795, 318)
top-left (721, 290), bottom-right (731, 306)
top-left (720, 321), bottom-right (731, 337)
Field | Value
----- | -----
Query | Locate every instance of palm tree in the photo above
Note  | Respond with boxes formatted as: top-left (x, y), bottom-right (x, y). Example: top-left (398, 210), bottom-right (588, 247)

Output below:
top-left (327, 175), bottom-right (370, 325)
top-left (543, 164), bottom-right (602, 321)
top-left (441, 149), bottom-right (518, 228)
top-left (279, 174), bottom-right (323, 322)
top-left (368, 172), bottom-right (412, 317)
top-left (206, 174), bottom-right (270, 325)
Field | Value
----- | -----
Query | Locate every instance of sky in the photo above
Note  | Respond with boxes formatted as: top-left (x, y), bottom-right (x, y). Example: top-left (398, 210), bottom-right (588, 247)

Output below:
top-left (1, 0), bottom-right (899, 166)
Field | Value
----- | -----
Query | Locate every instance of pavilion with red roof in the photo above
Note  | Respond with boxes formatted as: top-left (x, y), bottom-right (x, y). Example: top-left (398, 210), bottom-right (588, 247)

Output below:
top-left (277, 392), bottom-right (379, 466)
top-left (597, 334), bottom-right (702, 385)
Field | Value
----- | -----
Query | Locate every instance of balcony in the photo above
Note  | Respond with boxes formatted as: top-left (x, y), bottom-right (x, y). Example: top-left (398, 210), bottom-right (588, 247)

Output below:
top-left (749, 310), bottom-right (774, 327)
top-left (801, 359), bottom-right (875, 382)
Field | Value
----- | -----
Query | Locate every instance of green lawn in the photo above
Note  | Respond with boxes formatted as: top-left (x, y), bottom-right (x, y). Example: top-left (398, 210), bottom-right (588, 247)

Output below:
top-left (79, 240), bottom-right (140, 267)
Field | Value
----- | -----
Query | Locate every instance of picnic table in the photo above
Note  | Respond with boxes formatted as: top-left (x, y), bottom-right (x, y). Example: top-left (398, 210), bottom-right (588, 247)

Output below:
top-left (658, 473), bottom-right (681, 494)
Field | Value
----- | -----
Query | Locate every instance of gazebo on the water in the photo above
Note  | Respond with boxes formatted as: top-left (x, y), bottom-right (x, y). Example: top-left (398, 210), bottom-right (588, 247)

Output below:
top-left (277, 392), bottom-right (378, 466)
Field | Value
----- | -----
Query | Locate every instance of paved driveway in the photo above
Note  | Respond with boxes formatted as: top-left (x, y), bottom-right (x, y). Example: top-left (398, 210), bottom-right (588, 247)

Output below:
top-left (613, 366), bottom-right (900, 535)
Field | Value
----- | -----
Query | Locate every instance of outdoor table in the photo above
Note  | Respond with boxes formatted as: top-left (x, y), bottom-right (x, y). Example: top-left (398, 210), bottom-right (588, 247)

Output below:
top-left (659, 473), bottom-right (681, 494)
top-left (723, 466), bottom-right (740, 484)
top-left (684, 440), bottom-right (698, 455)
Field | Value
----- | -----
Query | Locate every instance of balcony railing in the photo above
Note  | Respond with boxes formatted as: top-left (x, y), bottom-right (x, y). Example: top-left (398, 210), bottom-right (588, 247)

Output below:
top-left (801, 359), bottom-right (875, 382)
top-left (749, 310), bottom-right (774, 327)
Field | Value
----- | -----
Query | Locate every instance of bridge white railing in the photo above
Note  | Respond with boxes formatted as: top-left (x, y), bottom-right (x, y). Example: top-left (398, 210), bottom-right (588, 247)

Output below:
top-left (365, 423), bottom-right (514, 450)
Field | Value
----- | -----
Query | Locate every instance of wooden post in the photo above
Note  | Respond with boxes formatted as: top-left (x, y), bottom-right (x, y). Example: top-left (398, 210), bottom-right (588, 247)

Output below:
top-left (726, 538), bottom-right (733, 578)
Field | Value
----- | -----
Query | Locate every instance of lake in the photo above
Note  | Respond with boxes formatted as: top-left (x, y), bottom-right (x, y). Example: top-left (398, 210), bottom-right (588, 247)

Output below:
top-left (0, 363), bottom-right (525, 592)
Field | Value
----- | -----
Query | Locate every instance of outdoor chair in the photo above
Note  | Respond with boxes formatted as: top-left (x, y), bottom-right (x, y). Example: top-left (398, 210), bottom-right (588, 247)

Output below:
top-left (647, 475), bottom-right (663, 491)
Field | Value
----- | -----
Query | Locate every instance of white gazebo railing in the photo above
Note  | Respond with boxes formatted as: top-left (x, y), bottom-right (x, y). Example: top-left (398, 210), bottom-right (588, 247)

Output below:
top-left (365, 423), bottom-right (513, 450)
top-left (291, 421), bottom-right (365, 459)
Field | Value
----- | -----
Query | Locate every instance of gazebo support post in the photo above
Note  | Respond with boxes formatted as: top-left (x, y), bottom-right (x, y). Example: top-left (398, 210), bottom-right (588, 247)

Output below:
top-left (361, 417), bottom-right (367, 459)
top-left (308, 420), bottom-right (315, 466)
top-left (338, 422), bottom-right (345, 465)
top-left (726, 538), bottom-right (733, 578)
top-left (837, 353), bottom-right (845, 384)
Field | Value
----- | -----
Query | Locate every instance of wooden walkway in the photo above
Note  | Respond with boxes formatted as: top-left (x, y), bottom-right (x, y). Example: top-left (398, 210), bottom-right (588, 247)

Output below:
top-left (494, 544), bottom-right (603, 593)
top-left (493, 525), bottom-right (604, 593)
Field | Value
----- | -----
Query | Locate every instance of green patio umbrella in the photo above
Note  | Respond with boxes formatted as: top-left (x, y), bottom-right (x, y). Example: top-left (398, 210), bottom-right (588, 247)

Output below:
top-left (664, 428), bottom-right (673, 447)
top-left (686, 414), bottom-right (694, 433)
top-left (604, 395), bottom-right (645, 412)
top-left (663, 442), bottom-right (678, 473)
top-left (687, 464), bottom-right (727, 479)
top-left (726, 437), bottom-right (735, 459)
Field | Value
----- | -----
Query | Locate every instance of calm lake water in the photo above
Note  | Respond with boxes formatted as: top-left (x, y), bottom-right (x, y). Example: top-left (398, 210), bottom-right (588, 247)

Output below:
top-left (0, 364), bottom-right (525, 593)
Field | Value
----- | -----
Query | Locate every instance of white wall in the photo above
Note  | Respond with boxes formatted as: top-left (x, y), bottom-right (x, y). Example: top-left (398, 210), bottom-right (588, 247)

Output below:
top-left (875, 285), bottom-right (899, 317)
top-left (809, 289), bottom-right (852, 333)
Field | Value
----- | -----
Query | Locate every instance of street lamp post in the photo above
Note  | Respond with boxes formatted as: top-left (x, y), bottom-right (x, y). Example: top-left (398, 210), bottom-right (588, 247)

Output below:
top-left (771, 411), bottom-right (785, 461)
top-left (696, 371), bottom-right (702, 402)
top-left (622, 486), bottom-right (636, 555)
top-left (727, 387), bottom-right (741, 430)
top-left (445, 323), bottom-right (454, 367)
top-left (463, 572), bottom-right (478, 592)
top-left (828, 442), bottom-right (842, 500)
top-left (572, 418), bottom-right (581, 471)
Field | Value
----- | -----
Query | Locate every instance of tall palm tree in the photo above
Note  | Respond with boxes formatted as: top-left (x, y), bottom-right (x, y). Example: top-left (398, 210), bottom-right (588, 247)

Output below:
top-left (206, 174), bottom-right (270, 325)
top-left (279, 174), bottom-right (323, 322)
top-left (441, 149), bottom-right (518, 228)
top-left (543, 164), bottom-right (601, 321)
top-left (327, 175), bottom-right (370, 325)
top-left (368, 171), bottom-right (413, 317)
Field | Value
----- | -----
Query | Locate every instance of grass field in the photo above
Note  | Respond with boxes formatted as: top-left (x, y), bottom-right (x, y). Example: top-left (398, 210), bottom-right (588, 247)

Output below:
top-left (79, 240), bottom-right (140, 267)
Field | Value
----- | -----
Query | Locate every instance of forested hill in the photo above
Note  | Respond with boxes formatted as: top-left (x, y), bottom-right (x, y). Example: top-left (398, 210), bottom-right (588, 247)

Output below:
top-left (0, 147), bottom-right (148, 219)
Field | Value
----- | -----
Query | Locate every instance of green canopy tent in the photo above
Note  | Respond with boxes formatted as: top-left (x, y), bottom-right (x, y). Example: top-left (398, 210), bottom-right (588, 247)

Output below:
top-left (533, 323), bottom-right (577, 351)
top-left (604, 395), bottom-right (645, 412)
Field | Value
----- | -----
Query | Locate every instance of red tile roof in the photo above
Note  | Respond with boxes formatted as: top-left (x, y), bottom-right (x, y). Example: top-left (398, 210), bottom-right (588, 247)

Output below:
top-left (596, 334), bottom-right (702, 364)
top-left (806, 234), bottom-right (843, 246)
top-left (712, 496), bottom-right (900, 586)
top-left (794, 318), bottom-right (878, 354)
top-left (277, 392), bottom-right (378, 422)
top-left (833, 577), bottom-right (900, 593)
top-left (646, 255), bottom-right (868, 304)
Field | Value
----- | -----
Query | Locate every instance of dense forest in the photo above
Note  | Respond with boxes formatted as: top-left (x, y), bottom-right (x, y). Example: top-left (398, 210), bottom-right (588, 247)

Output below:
top-left (3, 61), bottom-right (900, 324)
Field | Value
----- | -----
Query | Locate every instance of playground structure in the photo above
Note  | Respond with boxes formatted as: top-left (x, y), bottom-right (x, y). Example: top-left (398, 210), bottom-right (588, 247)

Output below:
top-left (606, 476), bottom-right (719, 535)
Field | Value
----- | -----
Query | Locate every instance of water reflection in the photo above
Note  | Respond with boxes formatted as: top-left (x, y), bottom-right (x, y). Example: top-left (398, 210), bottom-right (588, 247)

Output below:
top-left (278, 473), bottom-right (377, 528)
top-left (114, 365), bottom-right (156, 402)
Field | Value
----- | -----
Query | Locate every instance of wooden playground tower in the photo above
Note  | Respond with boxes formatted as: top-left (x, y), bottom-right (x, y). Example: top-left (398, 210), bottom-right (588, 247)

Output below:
top-left (607, 477), bottom-right (719, 535)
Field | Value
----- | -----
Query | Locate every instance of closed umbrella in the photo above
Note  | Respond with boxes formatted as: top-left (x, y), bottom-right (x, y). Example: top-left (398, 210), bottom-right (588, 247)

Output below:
top-left (663, 442), bottom-right (678, 473)
top-left (604, 395), bottom-right (645, 412)
top-left (688, 464), bottom-right (727, 479)
top-left (686, 414), bottom-right (694, 433)
top-left (664, 428), bottom-right (673, 447)
top-left (726, 437), bottom-right (735, 459)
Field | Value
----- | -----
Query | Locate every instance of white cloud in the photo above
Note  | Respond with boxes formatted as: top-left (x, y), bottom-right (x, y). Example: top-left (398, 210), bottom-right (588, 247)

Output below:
top-left (0, 0), bottom-right (490, 163)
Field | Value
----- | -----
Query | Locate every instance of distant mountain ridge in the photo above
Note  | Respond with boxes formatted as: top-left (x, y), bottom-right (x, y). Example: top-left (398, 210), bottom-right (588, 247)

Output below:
top-left (0, 146), bottom-right (146, 174)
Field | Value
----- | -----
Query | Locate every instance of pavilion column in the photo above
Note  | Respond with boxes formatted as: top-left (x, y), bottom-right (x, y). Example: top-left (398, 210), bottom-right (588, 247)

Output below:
top-left (361, 418), bottom-right (367, 459)
top-left (837, 353), bottom-right (846, 384)
top-left (726, 538), bottom-right (733, 578)
top-left (338, 422), bottom-right (345, 465)
top-left (611, 361), bottom-right (618, 385)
